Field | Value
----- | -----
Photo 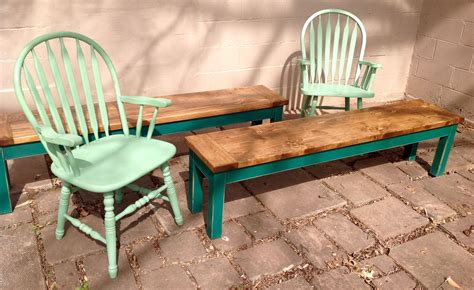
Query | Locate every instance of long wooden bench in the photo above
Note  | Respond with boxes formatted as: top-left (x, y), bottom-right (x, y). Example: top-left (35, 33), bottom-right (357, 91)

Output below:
top-left (0, 85), bottom-right (288, 214)
top-left (185, 99), bottom-right (464, 239)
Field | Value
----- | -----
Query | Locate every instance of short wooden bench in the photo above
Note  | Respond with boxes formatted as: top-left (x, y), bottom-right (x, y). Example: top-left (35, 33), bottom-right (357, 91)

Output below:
top-left (185, 99), bottom-right (464, 239)
top-left (0, 85), bottom-right (288, 214)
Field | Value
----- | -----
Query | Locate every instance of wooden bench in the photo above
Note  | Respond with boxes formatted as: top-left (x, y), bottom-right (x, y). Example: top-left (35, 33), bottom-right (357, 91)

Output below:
top-left (185, 99), bottom-right (464, 239)
top-left (0, 85), bottom-right (288, 214)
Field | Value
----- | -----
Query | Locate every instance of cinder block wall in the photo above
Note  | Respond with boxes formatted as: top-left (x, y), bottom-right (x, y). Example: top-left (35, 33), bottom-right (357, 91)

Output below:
top-left (0, 0), bottom-right (422, 113)
top-left (406, 0), bottom-right (474, 122)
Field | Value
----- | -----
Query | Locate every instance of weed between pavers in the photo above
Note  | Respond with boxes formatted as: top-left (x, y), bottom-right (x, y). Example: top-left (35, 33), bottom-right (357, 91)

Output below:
top-left (29, 199), bottom-right (58, 289)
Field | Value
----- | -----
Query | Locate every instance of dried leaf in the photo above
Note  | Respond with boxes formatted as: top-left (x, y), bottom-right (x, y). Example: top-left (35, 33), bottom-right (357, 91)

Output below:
top-left (462, 225), bottom-right (473, 237)
top-left (446, 276), bottom-right (461, 289)
top-left (359, 268), bottom-right (374, 280)
top-left (16, 200), bottom-right (32, 208)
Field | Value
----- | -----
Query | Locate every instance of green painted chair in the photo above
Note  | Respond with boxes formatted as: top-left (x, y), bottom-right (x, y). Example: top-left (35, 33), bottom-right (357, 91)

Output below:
top-left (299, 9), bottom-right (382, 116)
top-left (13, 32), bottom-right (183, 279)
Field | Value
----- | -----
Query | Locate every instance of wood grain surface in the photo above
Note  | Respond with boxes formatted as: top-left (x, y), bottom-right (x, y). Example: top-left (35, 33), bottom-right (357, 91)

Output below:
top-left (186, 99), bottom-right (464, 173)
top-left (1, 85), bottom-right (287, 146)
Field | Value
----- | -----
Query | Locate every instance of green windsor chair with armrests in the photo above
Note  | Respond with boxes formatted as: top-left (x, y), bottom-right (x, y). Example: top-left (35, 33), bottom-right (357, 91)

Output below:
top-left (300, 9), bottom-right (382, 116)
top-left (13, 32), bottom-right (183, 278)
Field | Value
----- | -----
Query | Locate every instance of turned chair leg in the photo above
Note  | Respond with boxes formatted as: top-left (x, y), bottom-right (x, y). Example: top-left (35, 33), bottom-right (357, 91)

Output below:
top-left (115, 189), bottom-right (123, 204)
top-left (103, 192), bottom-right (118, 279)
top-left (301, 95), bottom-right (311, 117)
top-left (56, 183), bottom-right (71, 240)
top-left (162, 162), bottom-right (183, 225)
top-left (357, 98), bottom-right (363, 109)
top-left (309, 96), bottom-right (318, 116)
top-left (345, 97), bottom-right (351, 111)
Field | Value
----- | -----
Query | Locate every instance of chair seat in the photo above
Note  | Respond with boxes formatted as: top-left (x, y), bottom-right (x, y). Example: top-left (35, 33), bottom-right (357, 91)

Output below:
top-left (301, 83), bottom-right (374, 98)
top-left (51, 135), bottom-right (176, 193)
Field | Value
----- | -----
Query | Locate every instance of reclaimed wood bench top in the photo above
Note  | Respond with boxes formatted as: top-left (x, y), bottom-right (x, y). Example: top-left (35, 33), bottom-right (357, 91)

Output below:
top-left (186, 99), bottom-right (464, 173)
top-left (0, 85), bottom-right (287, 146)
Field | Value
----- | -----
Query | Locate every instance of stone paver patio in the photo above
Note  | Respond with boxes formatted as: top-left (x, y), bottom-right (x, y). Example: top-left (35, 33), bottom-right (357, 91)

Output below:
top-left (1, 123), bottom-right (473, 289)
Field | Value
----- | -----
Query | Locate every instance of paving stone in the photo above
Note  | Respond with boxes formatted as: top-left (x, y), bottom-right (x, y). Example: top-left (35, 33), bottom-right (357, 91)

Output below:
top-left (269, 276), bottom-right (314, 289)
top-left (351, 197), bottom-right (429, 240)
top-left (37, 192), bottom-right (81, 225)
top-left (390, 232), bottom-right (474, 289)
top-left (36, 187), bottom-right (62, 213)
top-left (202, 181), bottom-right (265, 220)
top-left (234, 239), bottom-right (302, 280)
top-left (0, 224), bottom-right (44, 289)
top-left (421, 174), bottom-right (474, 216)
top-left (455, 127), bottom-right (474, 146)
top-left (141, 265), bottom-right (195, 289)
top-left (117, 207), bottom-right (159, 245)
top-left (311, 267), bottom-right (370, 290)
top-left (374, 272), bottom-right (417, 290)
top-left (238, 211), bottom-right (282, 240)
top-left (361, 255), bottom-right (397, 277)
top-left (452, 146), bottom-right (474, 164)
top-left (341, 153), bottom-right (376, 166)
top-left (441, 215), bottom-right (474, 248)
top-left (388, 183), bottom-right (456, 222)
top-left (314, 213), bottom-right (374, 253)
top-left (78, 189), bottom-right (107, 202)
top-left (419, 147), bottom-right (473, 173)
top-left (381, 147), bottom-right (405, 162)
top-left (155, 181), bottom-right (263, 235)
top-left (244, 169), bottom-right (346, 219)
top-left (128, 175), bottom-right (156, 191)
top-left (417, 138), bottom-right (440, 152)
top-left (304, 160), bottom-right (353, 179)
top-left (354, 156), bottom-right (410, 185)
top-left (154, 181), bottom-right (205, 234)
top-left (0, 193), bottom-right (32, 227)
top-left (189, 257), bottom-right (242, 289)
top-left (211, 220), bottom-right (251, 251)
top-left (7, 155), bottom-right (52, 195)
top-left (83, 249), bottom-right (137, 290)
top-left (395, 161), bottom-right (428, 179)
top-left (324, 172), bottom-right (387, 206)
top-left (25, 179), bottom-right (54, 194)
top-left (151, 154), bottom-right (189, 184)
top-left (74, 192), bottom-right (160, 245)
top-left (158, 230), bottom-right (207, 262)
top-left (42, 215), bottom-right (104, 264)
top-left (284, 226), bottom-right (343, 269)
top-left (133, 240), bottom-right (162, 273)
top-left (54, 261), bottom-right (80, 289)
top-left (458, 170), bottom-right (474, 181)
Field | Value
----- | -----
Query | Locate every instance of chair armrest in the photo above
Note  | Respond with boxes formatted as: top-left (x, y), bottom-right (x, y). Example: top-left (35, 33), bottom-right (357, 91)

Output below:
top-left (36, 125), bottom-right (83, 147)
top-left (120, 96), bottom-right (172, 108)
top-left (359, 60), bottom-right (382, 68)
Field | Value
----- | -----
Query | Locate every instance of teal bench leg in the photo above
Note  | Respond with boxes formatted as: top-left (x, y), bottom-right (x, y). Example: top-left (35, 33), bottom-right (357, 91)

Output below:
top-left (188, 152), bottom-right (204, 214)
top-left (271, 106), bottom-right (284, 122)
top-left (430, 125), bottom-right (456, 177)
top-left (206, 173), bottom-right (226, 240)
top-left (0, 148), bottom-right (12, 214)
top-left (403, 143), bottom-right (418, 161)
